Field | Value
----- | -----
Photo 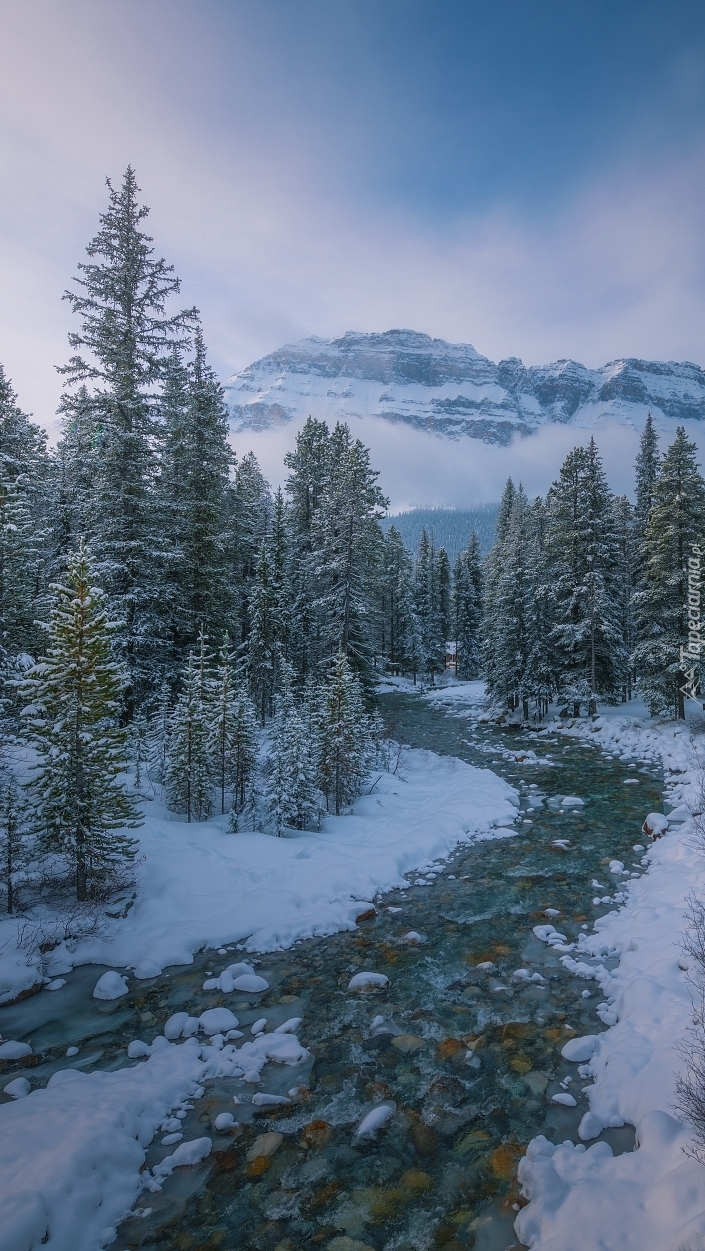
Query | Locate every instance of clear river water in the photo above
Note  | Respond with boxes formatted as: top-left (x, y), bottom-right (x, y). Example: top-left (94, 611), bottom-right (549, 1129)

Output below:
top-left (0, 689), bottom-right (664, 1251)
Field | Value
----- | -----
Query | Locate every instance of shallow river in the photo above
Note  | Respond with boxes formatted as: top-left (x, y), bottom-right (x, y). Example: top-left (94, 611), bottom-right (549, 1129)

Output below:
top-left (0, 691), bottom-right (664, 1251)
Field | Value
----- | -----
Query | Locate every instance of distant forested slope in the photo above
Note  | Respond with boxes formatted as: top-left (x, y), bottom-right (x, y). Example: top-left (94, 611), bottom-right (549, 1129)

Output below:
top-left (381, 504), bottom-right (498, 561)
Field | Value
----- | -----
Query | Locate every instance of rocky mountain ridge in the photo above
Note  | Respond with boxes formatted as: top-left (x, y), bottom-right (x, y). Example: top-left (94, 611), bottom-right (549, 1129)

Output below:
top-left (223, 329), bottom-right (705, 445)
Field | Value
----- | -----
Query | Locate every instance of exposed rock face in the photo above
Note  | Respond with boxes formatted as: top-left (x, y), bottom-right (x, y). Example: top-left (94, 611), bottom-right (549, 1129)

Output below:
top-left (223, 329), bottom-right (705, 446)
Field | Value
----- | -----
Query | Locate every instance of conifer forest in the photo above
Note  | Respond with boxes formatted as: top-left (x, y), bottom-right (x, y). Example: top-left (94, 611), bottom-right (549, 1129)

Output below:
top-left (0, 170), bottom-right (703, 908)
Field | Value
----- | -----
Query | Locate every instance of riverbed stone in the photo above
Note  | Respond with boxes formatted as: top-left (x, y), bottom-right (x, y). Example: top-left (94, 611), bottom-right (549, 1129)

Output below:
top-left (327, 1239), bottom-right (376, 1251)
top-left (246, 1131), bottom-right (283, 1161)
top-left (522, 1070), bottom-right (550, 1095)
top-left (391, 1033), bottom-right (426, 1053)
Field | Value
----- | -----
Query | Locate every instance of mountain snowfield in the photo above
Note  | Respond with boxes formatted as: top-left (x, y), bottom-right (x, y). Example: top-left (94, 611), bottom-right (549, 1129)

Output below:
top-left (223, 329), bottom-right (705, 446)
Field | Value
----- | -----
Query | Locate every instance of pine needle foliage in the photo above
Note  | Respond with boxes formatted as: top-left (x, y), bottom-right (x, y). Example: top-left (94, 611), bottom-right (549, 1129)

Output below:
top-left (21, 543), bottom-right (141, 901)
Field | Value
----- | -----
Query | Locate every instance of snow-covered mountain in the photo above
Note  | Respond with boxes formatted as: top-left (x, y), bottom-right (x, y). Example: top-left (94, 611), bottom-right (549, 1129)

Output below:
top-left (223, 329), bottom-right (705, 446)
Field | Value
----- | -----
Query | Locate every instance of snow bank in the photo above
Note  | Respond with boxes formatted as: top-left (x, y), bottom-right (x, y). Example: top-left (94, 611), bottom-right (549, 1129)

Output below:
top-left (18, 747), bottom-right (516, 978)
top-left (515, 710), bottom-right (705, 1250)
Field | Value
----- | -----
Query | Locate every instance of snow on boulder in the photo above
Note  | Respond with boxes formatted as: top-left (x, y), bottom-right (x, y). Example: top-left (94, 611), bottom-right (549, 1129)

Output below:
top-left (4, 1077), bottom-right (30, 1098)
top-left (355, 1104), bottom-right (395, 1139)
top-left (164, 1012), bottom-right (190, 1039)
top-left (232, 974), bottom-right (269, 993)
top-left (551, 1092), bottom-right (577, 1106)
top-left (252, 1093), bottom-right (291, 1106)
top-left (127, 1040), bottom-right (150, 1059)
top-left (608, 860), bottom-right (626, 875)
top-left (152, 1136), bottom-right (212, 1178)
top-left (348, 972), bottom-right (389, 990)
top-left (92, 971), bottom-right (128, 1000)
top-left (561, 796), bottom-right (585, 807)
top-left (641, 812), bottom-right (668, 838)
top-left (199, 1008), bottom-right (239, 1035)
top-left (273, 1017), bottom-right (302, 1034)
top-left (214, 1112), bottom-right (238, 1131)
top-left (204, 962), bottom-right (265, 993)
top-left (0, 1040), bottom-right (32, 1060)
top-left (561, 1034), bottom-right (599, 1062)
top-left (134, 959), bottom-right (162, 980)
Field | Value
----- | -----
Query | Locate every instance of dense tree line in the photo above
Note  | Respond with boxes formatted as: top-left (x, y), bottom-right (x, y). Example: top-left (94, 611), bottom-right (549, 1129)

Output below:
top-left (483, 419), bottom-right (705, 721)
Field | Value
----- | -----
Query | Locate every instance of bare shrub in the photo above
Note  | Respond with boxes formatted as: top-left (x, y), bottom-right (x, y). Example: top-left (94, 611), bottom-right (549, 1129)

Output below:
top-left (674, 892), bottom-right (705, 1160)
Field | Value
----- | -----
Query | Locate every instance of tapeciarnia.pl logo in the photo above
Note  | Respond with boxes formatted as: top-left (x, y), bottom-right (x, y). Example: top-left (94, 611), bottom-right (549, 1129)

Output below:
top-left (680, 543), bottom-right (702, 703)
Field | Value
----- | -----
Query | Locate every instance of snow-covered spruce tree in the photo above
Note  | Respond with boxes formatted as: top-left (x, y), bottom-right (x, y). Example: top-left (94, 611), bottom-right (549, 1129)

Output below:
top-left (317, 651), bottom-right (371, 815)
top-left (612, 494), bottom-right (636, 701)
top-left (522, 497), bottom-right (557, 717)
top-left (52, 387), bottom-right (102, 564)
top-left (0, 773), bottom-right (28, 914)
top-left (634, 412), bottom-right (660, 549)
top-left (157, 332), bottom-right (235, 661)
top-left (20, 543), bottom-right (141, 901)
top-left (263, 664), bottom-right (319, 835)
top-left (380, 525), bottom-right (416, 674)
top-left (486, 486), bottom-right (533, 715)
top-left (311, 423), bottom-right (388, 689)
top-left (164, 650), bottom-right (212, 821)
top-left (230, 451), bottom-right (272, 646)
top-left (453, 532), bottom-right (483, 680)
top-left (247, 542), bottom-right (281, 724)
top-left (0, 362), bottom-right (50, 497)
top-left (415, 528), bottom-right (445, 683)
top-left (211, 634), bottom-right (258, 818)
top-left (482, 478), bottom-right (516, 702)
top-left (284, 418), bottom-right (330, 683)
top-left (545, 439), bottom-right (625, 714)
top-left (58, 168), bottom-right (197, 713)
top-left (632, 428), bottom-right (705, 718)
top-left (269, 488), bottom-right (292, 662)
top-left (146, 679), bottom-right (172, 787)
top-left (436, 547), bottom-right (451, 652)
top-left (0, 466), bottom-right (42, 673)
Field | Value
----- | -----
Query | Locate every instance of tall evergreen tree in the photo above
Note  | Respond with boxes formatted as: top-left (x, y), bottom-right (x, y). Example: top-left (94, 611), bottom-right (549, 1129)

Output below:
top-left (632, 428), bottom-right (705, 717)
top-left (317, 651), bottom-right (371, 815)
top-left (231, 451), bottom-right (272, 644)
top-left (415, 528), bottom-right (444, 682)
top-left (482, 478), bottom-right (516, 698)
top-left (453, 532), bottom-right (483, 680)
top-left (545, 440), bottom-right (624, 713)
top-left (634, 413), bottom-right (660, 545)
top-left (0, 468), bottom-right (42, 673)
top-left (486, 486), bottom-right (532, 714)
top-left (263, 664), bottom-right (318, 835)
top-left (20, 543), bottom-right (141, 900)
top-left (311, 423), bottom-right (388, 687)
top-left (158, 332), bottom-right (234, 658)
top-left (522, 498), bottom-right (557, 717)
top-left (0, 773), bottom-right (28, 914)
top-left (0, 364), bottom-right (49, 489)
top-left (436, 547), bottom-right (451, 650)
top-left (284, 418), bottom-right (330, 682)
top-left (164, 650), bottom-right (212, 821)
top-left (612, 494), bottom-right (636, 701)
top-left (58, 167), bottom-right (197, 712)
top-left (380, 525), bottom-right (416, 674)
top-left (211, 634), bottom-right (258, 817)
top-left (247, 543), bottom-right (281, 723)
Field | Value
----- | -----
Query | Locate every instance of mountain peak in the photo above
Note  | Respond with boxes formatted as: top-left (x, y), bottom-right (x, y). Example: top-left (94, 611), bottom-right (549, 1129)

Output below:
top-left (224, 331), bottom-right (705, 445)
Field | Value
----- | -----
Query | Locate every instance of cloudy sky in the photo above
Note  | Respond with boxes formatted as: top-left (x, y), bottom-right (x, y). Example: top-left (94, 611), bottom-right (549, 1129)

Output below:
top-left (2, 0), bottom-right (705, 501)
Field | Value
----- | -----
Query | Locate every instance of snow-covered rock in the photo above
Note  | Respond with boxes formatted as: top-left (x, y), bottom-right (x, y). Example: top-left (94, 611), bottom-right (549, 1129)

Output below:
top-left (92, 971), bottom-right (128, 1000)
top-left (223, 330), bottom-right (705, 447)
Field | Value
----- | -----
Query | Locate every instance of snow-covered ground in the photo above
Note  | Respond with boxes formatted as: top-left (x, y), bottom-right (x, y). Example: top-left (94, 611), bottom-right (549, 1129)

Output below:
top-left (0, 745), bottom-right (519, 1251)
top-left (0, 745), bottom-right (518, 1003)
